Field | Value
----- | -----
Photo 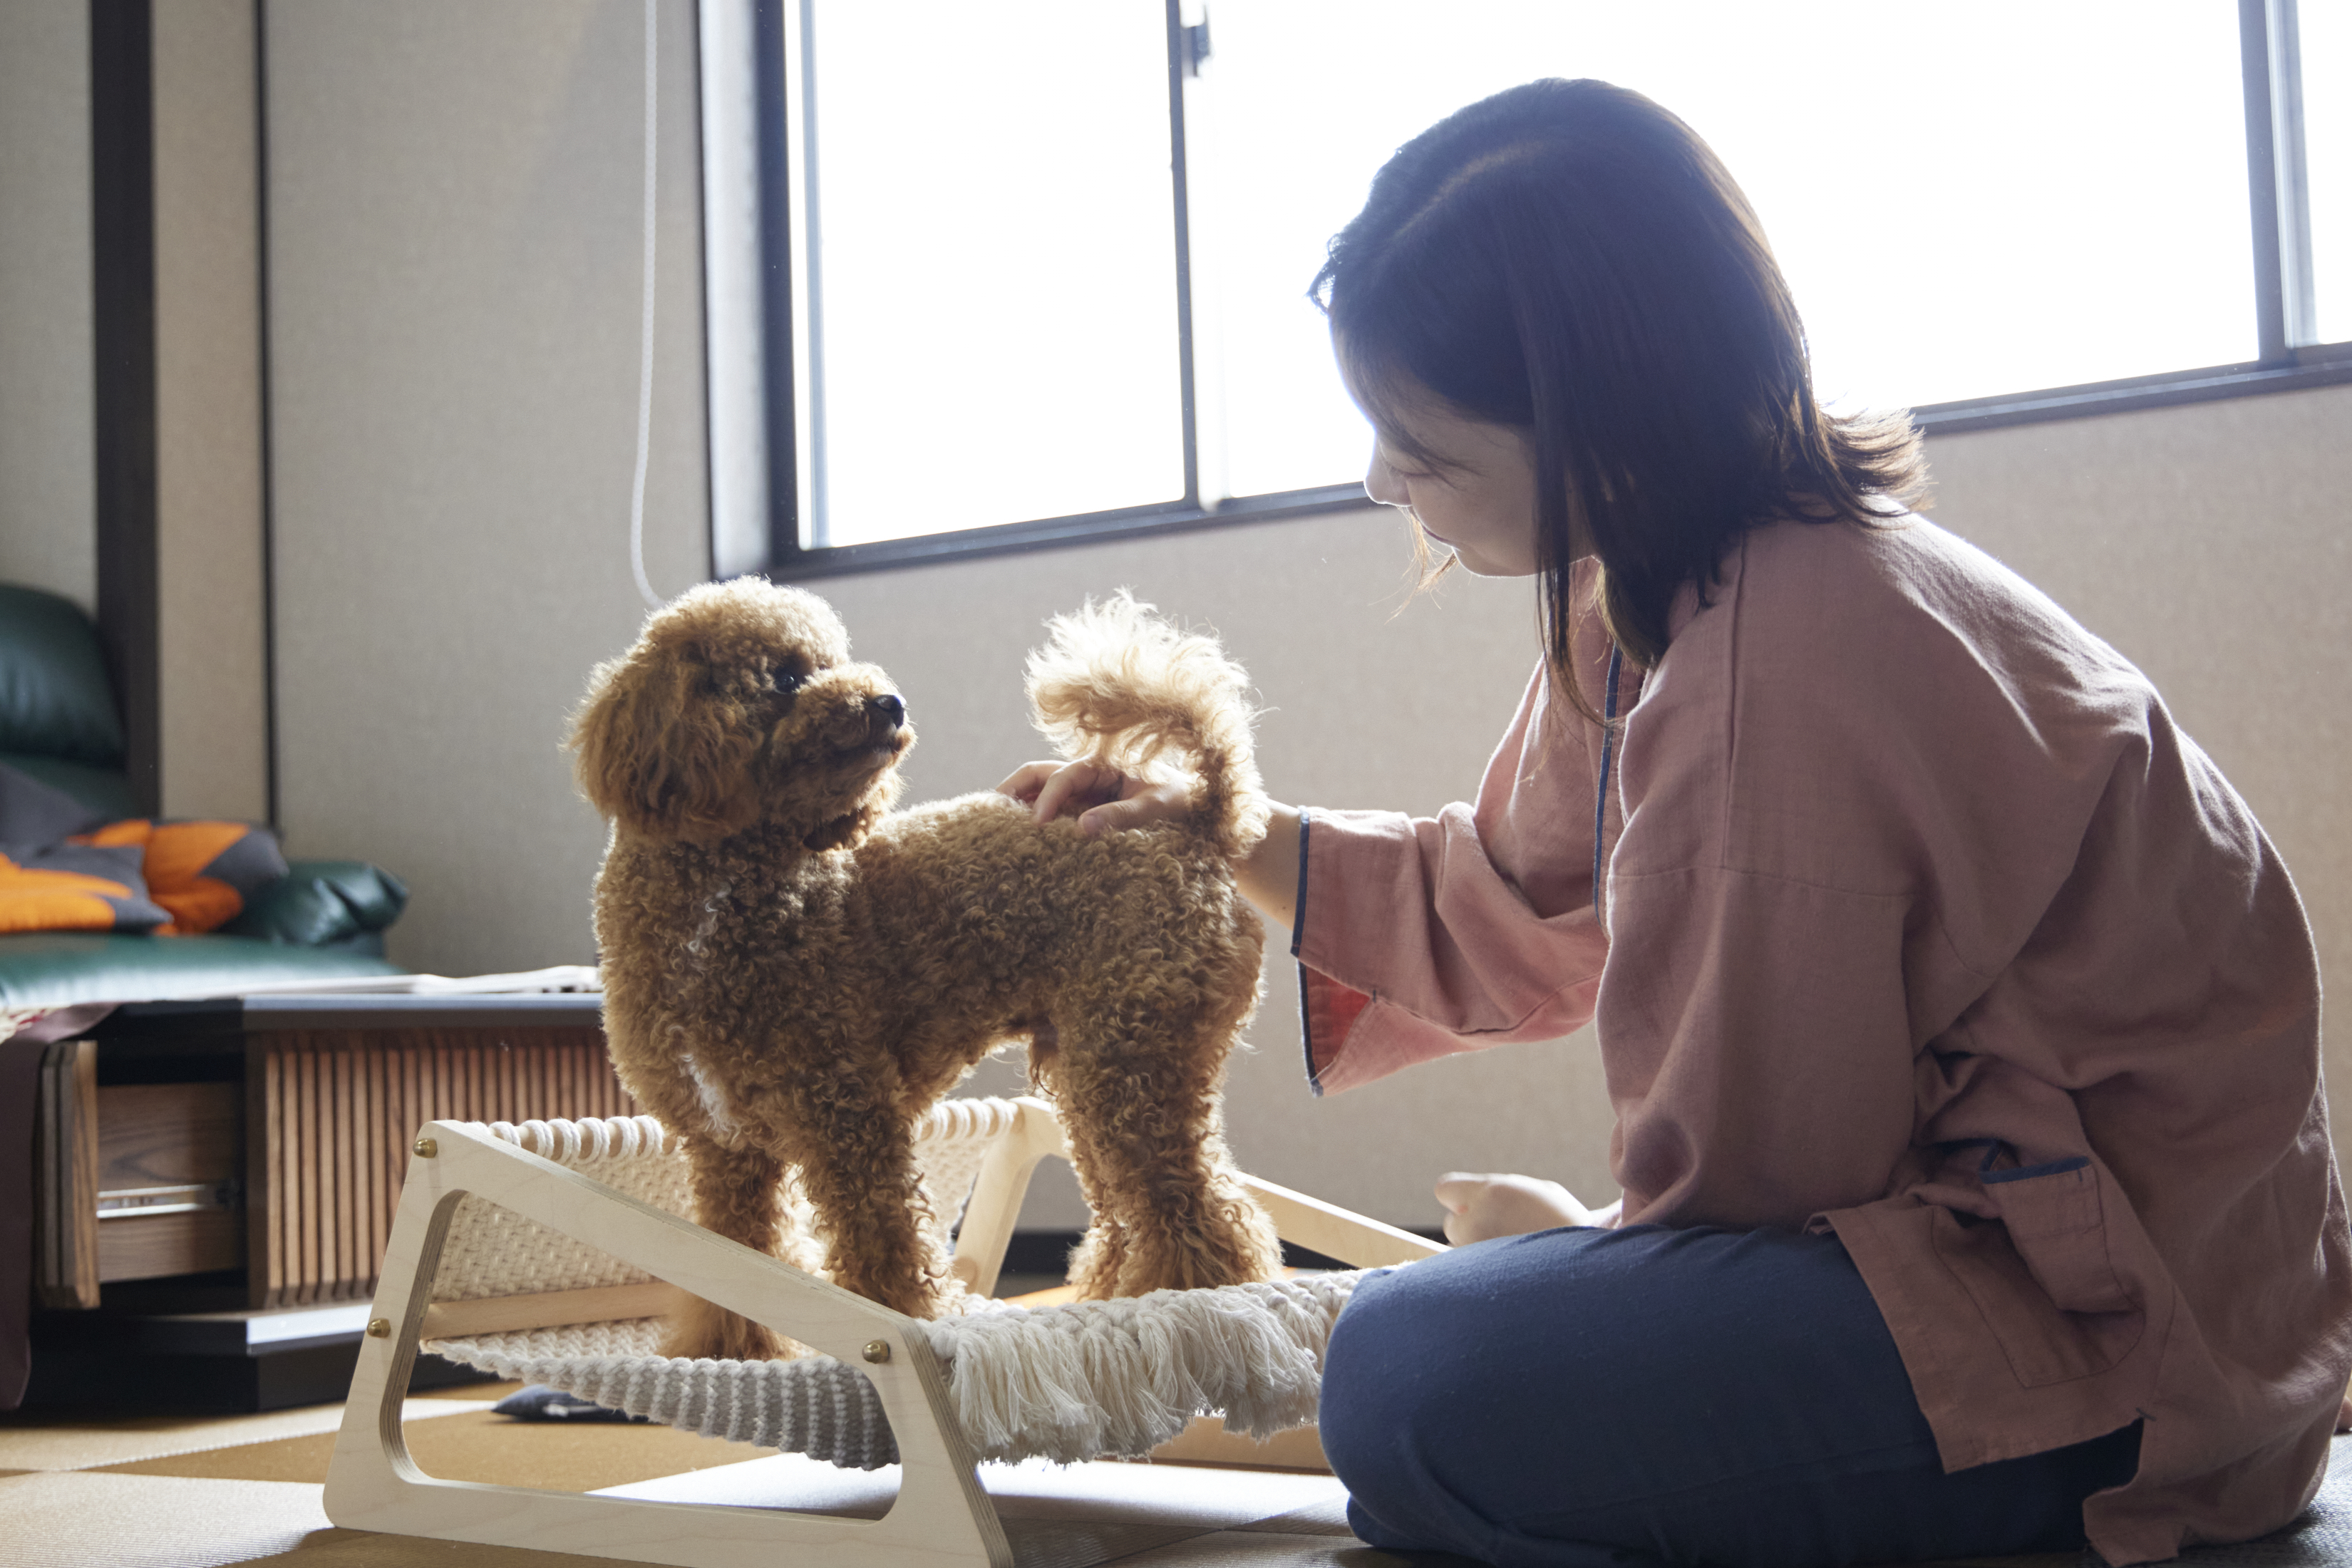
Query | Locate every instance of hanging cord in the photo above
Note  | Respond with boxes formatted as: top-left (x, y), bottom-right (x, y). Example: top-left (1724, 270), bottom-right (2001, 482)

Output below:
top-left (627, 0), bottom-right (664, 610)
top-left (1592, 646), bottom-right (1623, 921)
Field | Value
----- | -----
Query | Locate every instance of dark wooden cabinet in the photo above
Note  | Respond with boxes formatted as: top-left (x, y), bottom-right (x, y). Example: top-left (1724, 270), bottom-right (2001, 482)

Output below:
top-left (34, 994), bottom-right (633, 1312)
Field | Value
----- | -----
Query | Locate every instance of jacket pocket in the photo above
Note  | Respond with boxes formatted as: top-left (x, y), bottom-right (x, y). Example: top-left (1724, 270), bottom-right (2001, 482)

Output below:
top-left (1985, 1158), bottom-right (2137, 1316)
top-left (1931, 1160), bottom-right (2144, 1388)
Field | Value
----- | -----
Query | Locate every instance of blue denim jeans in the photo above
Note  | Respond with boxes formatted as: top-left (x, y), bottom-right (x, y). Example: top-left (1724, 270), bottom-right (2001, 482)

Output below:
top-left (1319, 1224), bottom-right (2141, 1567)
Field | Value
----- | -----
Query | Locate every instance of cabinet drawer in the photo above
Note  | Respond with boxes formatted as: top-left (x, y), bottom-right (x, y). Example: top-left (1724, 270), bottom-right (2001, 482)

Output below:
top-left (94, 1081), bottom-right (244, 1283)
top-left (35, 1007), bottom-right (632, 1311)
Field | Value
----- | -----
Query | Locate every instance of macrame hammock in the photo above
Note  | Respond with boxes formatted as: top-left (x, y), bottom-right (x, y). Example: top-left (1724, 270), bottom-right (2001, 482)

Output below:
top-left (416, 1099), bottom-right (1403, 1470)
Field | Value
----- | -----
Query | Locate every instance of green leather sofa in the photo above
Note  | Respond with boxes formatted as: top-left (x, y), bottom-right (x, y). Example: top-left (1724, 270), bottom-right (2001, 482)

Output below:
top-left (0, 583), bottom-right (406, 1013)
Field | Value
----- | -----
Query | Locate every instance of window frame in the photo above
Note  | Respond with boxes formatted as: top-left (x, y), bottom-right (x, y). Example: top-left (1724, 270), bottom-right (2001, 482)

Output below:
top-left (727, 0), bottom-right (2352, 583)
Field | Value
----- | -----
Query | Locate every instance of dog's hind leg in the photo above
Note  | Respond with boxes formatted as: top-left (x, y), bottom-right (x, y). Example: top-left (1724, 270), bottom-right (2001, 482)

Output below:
top-left (1050, 1018), bottom-right (1284, 1301)
top-left (1059, 1193), bottom-right (1131, 1297)
top-left (666, 1135), bottom-right (795, 1361)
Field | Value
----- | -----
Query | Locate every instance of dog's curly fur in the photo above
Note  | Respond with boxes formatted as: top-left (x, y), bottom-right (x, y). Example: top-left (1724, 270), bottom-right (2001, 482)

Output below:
top-left (569, 579), bottom-right (1285, 1361)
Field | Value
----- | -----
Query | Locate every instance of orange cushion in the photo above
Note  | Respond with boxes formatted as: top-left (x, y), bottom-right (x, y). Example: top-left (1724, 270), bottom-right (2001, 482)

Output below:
top-left (71, 820), bottom-right (289, 935)
top-left (0, 843), bottom-right (169, 934)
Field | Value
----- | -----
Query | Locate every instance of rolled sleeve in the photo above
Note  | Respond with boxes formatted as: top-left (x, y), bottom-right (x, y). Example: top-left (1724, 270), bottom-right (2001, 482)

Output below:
top-left (1294, 803), bottom-right (1607, 1095)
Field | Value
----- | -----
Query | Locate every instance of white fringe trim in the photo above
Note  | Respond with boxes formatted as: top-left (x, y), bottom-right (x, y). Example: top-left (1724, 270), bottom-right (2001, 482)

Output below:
top-left (430, 1271), bottom-right (1366, 1470)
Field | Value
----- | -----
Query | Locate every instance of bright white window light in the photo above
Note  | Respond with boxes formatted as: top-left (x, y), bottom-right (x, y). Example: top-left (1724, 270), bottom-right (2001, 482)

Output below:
top-left (2304, 0), bottom-right (2350, 345)
top-left (801, 1), bottom-right (1185, 547)
top-left (1199, 1), bottom-right (2257, 500)
top-left (788, 2), bottom-right (2268, 545)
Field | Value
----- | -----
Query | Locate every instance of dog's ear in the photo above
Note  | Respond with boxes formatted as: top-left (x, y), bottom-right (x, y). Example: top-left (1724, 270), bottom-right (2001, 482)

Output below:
top-left (569, 645), bottom-right (763, 842)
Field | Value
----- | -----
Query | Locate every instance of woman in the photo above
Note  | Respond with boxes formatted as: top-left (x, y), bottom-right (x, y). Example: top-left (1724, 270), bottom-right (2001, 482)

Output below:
top-left (1004, 79), bottom-right (2348, 1567)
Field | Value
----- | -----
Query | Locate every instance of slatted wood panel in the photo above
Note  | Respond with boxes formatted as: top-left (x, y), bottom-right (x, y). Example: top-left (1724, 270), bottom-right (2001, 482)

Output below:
top-left (247, 1027), bottom-right (635, 1309)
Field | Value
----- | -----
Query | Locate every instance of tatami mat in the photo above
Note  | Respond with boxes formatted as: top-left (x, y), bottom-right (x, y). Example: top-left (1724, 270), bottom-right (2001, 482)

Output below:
top-left (0, 1470), bottom-right (332, 1568)
top-left (0, 1395), bottom-right (496, 1473)
top-left (595, 1448), bottom-right (1343, 1518)
top-left (229, 1530), bottom-right (669, 1567)
top-left (1095, 1535), bottom-right (1415, 1568)
top-left (102, 1406), bottom-right (775, 1490)
top-left (590, 1453), bottom-right (1370, 1568)
top-left (217, 1530), bottom-right (1414, 1568)
top-left (1235, 1497), bottom-right (1357, 1537)
top-left (5, 1372), bottom-right (2347, 1568)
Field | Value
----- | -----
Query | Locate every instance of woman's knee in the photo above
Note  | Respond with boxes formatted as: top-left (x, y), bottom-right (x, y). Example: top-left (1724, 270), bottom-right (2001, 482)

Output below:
top-left (1318, 1239), bottom-right (1626, 1507)
top-left (1314, 1226), bottom-right (1930, 1560)
top-left (1319, 1266), bottom-right (1503, 1551)
top-left (1317, 1267), bottom-right (1437, 1487)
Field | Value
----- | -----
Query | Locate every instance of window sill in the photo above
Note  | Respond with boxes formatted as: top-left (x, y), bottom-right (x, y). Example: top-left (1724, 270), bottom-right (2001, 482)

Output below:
top-left (767, 484), bottom-right (1371, 582)
top-left (1913, 344), bottom-right (2352, 435)
top-left (763, 346), bottom-right (2352, 580)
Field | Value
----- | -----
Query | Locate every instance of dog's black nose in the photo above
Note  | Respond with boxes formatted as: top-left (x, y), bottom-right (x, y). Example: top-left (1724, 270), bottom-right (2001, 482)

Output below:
top-left (870, 693), bottom-right (905, 728)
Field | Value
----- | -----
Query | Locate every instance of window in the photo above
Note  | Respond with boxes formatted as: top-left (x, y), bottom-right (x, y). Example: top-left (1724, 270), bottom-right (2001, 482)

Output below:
top-left (2299, 0), bottom-right (2349, 344)
top-left (702, 0), bottom-right (2352, 579)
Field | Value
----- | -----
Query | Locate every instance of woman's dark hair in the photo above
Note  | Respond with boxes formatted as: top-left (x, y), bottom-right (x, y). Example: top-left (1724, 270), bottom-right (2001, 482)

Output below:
top-left (1311, 78), bottom-right (1927, 698)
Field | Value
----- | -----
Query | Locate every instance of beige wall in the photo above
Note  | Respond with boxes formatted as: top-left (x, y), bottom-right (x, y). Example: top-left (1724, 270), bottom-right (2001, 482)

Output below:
top-left (0, 0), bottom-right (269, 818)
top-left (153, 0), bottom-right (270, 822)
top-left (0, 0), bottom-right (96, 611)
top-left (263, 0), bottom-right (711, 961)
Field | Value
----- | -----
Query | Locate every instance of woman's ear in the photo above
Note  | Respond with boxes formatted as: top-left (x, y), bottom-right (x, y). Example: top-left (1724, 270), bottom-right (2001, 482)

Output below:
top-left (569, 647), bottom-right (763, 842)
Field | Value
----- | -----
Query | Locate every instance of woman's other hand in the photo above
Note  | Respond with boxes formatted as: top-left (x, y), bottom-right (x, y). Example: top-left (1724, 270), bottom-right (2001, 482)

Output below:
top-left (1435, 1172), bottom-right (1604, 1244)
top-left (998, 759), bottom-right (1190, 838)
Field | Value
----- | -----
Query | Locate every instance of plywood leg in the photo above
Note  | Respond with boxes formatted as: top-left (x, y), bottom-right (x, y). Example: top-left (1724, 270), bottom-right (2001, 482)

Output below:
top-left (326, 1121), bottom-right (1012, 1568)
top-left (949, 1098), bottom-right (1068, 1298)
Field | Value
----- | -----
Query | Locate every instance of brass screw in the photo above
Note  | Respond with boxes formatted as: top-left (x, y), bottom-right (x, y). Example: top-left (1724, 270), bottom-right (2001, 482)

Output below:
top-left (366, 1319), bottom-right (391, 1338)
top-left (861, 1339), bottom-right (891, 1364)
top-left (413, 1137), bottom-right (438, 1158)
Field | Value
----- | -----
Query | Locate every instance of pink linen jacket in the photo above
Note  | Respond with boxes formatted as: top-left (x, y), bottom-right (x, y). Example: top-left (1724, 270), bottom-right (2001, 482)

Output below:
top-left (1293, 515), bottom-right (2350, 1566)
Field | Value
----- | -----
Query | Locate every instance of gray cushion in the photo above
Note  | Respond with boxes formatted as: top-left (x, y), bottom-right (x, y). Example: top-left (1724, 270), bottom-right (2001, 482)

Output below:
top-left (0, 762), bottom-right (103, 844)
top-left (0, 754), bottom-right (137, 822)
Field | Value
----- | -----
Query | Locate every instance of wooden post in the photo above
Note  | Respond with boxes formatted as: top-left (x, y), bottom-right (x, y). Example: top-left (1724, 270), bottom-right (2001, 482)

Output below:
top-left (35, 1040), bottom-right (101, 1309)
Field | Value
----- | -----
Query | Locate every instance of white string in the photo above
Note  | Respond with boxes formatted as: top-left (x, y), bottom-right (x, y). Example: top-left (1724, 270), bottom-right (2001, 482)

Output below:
top-left (430, 1272), bottom-right (1362, 1468)
top-left (629, 0), bottom-right (663, 611)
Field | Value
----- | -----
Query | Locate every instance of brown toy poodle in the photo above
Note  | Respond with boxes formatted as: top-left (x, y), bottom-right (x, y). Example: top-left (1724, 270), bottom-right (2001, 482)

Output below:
top-left (569, 579), bottom-right (1284, 1362)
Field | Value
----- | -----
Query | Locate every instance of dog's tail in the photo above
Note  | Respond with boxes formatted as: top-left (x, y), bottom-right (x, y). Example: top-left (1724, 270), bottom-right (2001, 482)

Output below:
top-left (1025, 594), bottom-right (1269, 861)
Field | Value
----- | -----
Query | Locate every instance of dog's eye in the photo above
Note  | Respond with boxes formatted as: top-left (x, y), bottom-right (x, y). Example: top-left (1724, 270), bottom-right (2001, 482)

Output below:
top-left (768, 667), bottom-right (805, 693)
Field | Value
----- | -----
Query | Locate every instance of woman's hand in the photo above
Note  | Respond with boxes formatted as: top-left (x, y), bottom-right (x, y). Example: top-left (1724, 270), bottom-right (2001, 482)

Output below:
top-left (998, 759), bottom-right (1190, 838)
top-left (1435, 1172), bottom-right (1601, 1244)
top-left (997, 760), bottom-right (1306, 929)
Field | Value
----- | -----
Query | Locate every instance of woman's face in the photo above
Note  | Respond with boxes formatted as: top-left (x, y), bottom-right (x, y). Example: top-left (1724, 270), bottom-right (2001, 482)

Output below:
top-left (1348, 371), bottom-right (1545, 579)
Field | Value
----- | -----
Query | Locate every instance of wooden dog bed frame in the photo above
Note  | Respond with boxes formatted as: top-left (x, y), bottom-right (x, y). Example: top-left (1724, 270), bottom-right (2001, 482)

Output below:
top-left (323, 1095), bottom-right (1441, 1567)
